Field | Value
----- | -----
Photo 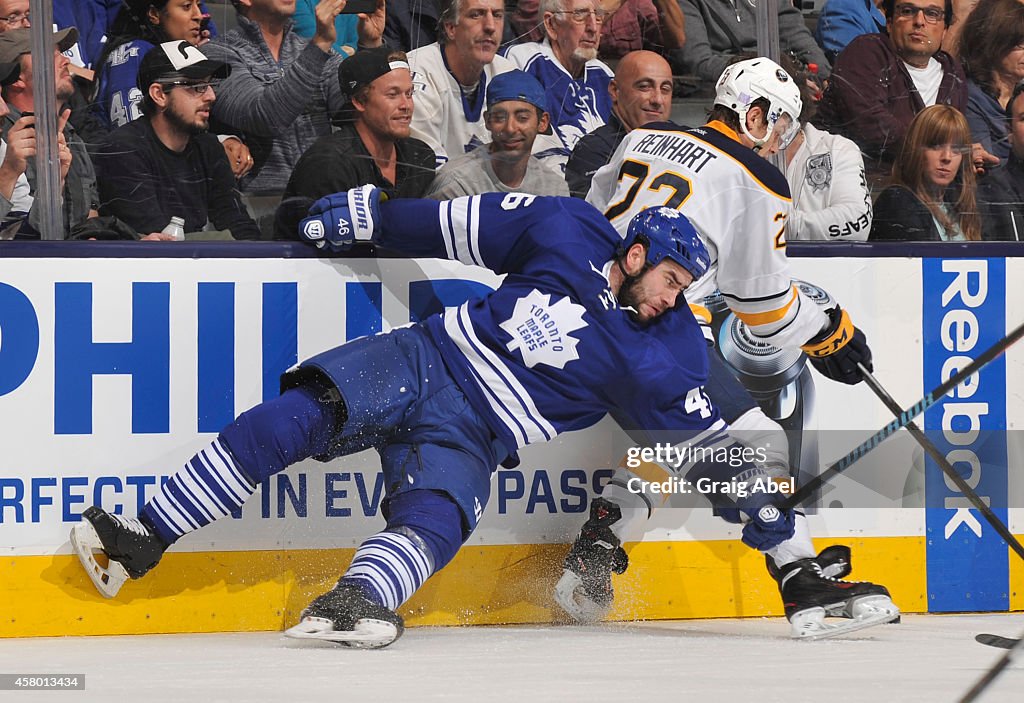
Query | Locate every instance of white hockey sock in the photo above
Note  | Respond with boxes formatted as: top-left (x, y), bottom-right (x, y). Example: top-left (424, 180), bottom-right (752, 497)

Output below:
top-left (141, 438), bottom-right (256, 544)
top-left (763, 512), bottom-right (816, 566)
top-left (603, 468), bottom-right (663, 546)
top-left (340, 531), bottom-right (434, 611)
top-left (728, 407), bottom-right (791, 479)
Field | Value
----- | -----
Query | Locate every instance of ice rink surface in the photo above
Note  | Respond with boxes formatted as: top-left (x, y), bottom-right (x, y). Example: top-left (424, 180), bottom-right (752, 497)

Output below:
top-left (2, 613), bottom-right (1022, 702)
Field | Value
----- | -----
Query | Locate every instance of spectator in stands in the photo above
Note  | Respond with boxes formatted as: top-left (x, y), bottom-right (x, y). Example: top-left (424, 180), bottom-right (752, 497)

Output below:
top-left (384, 0), bottom-right (442, 52)
top-left (95, 0), bottom-right (205, 129)
top-left (94, 0), bottom-right (256, 179)
top-left (283, 47), bottom-right (435, 205)
top-left (815, 0), bottom-right (886, 64)
top-left (942, 0), bottom-right (977, 62)
top-left (204, 0), bottom-right (384, 195)
top-left (503, 0), bottom-right (614, 172)
top-left (564, 49), bottom-right (672, 197)
top-left (408, 0), bottom-right (515, 168)
top-left (0, 61), bottom-right (71, 237)
top-left (293, 0), bottom-right (359, 56)
top-left (0, 28), bottom-right (99, 238)
top-left (596, 0), bottom-right (685, 61)
top-left (94, 42), bottom-right (261, 241)
top-left (815, 0), bottom-right (997, 182)
top-left (425, 69), bottom-right (568, 198)
top-left (0, 0), bottom-right (108, 150)
top-left (978, 83), bottom-right (1024, 241)
top-left (771, 58), bottom-right (873, 241)
top-left (959, 0), bottom-right (1024, 162)
top-left (676, 0), bottom-right (830, 85)
top-left (870, 105), bottom-right (982, 240)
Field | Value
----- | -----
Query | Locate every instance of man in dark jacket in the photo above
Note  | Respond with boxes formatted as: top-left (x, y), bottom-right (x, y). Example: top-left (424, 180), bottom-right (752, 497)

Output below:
top-left (276, 46), bottom-right (436, 239)
top-left (564, 50), bottom-right (673, 198)
top-left (94, 41), bottom-right (261, 240)
top-left (814, 0), bottom-right (990, 181)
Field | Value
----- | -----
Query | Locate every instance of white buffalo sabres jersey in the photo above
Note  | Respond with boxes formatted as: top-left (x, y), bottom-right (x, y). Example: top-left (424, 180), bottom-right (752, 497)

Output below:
top-left (587, 120), bottom-right (829, 350)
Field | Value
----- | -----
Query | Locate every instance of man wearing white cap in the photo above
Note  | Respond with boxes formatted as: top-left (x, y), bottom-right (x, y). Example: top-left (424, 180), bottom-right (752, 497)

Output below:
top-left (93, 41), bottom-right (261, 240)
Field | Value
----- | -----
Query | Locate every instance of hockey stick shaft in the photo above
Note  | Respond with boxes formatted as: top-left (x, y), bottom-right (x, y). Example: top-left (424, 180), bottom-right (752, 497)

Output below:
top-left (858, 365), bottom-right (1024, 562)
top-left (781, 320), bottom-right (1024, 511)
top-left (959, 627), bottom-right (1024, 703)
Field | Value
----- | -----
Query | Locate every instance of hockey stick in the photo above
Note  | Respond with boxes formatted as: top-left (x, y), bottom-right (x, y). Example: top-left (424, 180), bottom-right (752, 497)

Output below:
top-left (857, 364), bottom-right (1024, 562)
top-left (781, 320), bottom-right (1024, 512)
top-left (959, 627), bottom-right (1024, 702)
top-left (975, 633), bottom-right (1020, 649)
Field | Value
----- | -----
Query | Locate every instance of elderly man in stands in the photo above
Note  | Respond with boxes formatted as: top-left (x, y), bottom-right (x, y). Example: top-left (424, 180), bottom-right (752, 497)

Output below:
top-left (425, 69), bottom-right (568, 199)
top-left (0, 27), bottom-right (96, 238)
top-left (94, 42), bottom-right (261, 241)
top-left (564, 49), bottom-right (672, 197)
top-left (203, 0), bottom-right (385, 196)
top-left (280, 47), bottom-right (436, 216)
top-left (407, 0), bottom-right (515, 168)
top-left (814, 0), bottom-right (996, 182)
top-left (503, 0), bottom-right (613, 173)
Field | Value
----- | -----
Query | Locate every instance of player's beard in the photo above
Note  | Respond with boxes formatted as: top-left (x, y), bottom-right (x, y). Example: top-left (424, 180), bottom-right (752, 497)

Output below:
top-left (617, 272), bottom-right (649, 323)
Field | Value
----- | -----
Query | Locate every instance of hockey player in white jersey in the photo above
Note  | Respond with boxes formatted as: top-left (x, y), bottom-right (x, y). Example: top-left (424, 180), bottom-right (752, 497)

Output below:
top-left (558, 57), bottom-right (899, 639)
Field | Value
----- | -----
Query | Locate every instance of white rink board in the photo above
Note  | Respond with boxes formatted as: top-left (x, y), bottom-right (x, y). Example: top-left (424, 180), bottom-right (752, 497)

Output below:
top-left (0, 254), bottom-right (1020, 556)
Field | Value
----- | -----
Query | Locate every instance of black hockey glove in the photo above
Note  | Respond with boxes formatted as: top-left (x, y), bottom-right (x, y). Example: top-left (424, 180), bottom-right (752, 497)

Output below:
top-left (801, 307), bottom-right (872, 385)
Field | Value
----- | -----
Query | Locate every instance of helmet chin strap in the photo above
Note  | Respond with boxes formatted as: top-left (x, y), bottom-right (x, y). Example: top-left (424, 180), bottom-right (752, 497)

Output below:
top-left (739, 105), bottom-right (775, 152)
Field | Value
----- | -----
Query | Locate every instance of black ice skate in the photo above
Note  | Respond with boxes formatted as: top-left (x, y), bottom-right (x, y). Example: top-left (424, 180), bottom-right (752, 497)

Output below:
top-left (767, 545), bottom-right (900, 640)
top-left (284, 583), bottom-right (405, 649)
top-left (70, 506), bottom-right (168, 598)
top-left (554, 497), bottom-right (629, 623)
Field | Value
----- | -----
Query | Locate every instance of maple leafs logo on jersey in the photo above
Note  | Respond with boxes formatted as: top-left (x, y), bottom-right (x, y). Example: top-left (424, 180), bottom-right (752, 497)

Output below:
top-left (500, 290), bottom-right (587, 369)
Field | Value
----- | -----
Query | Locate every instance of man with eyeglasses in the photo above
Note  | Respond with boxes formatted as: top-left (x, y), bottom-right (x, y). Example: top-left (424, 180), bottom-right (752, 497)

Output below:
top-left (92, 41), bottom-right (260, 240)
top-left (503, 0), bottom-right (614, 173)
top-left (0, 27), bottom-right (99, 238)
top-left (815, 0), bottom-right (997, 183)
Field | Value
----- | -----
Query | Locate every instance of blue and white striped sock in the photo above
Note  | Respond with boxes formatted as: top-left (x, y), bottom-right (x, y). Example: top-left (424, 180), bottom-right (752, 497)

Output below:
top-left (340, 532), bottom-right (434, 610)
top-left (141, 438), bottom-right (256, 544)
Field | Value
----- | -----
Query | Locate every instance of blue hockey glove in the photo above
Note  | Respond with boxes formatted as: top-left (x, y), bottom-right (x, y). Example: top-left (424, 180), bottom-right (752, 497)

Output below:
top-left (802, 306), bottom-right (873, 385)
top-left (298, 184), bottom-right (382, 252)
top-left (741, 503), bottom-right (796, 551)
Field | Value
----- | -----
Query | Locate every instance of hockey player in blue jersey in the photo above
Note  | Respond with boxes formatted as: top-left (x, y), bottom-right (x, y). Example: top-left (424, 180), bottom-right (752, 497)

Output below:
top-left (73, 188), bottom-right (816, 648)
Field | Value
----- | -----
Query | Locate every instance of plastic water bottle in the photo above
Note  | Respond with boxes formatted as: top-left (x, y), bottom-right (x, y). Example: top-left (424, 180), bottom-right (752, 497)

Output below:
top-left (161, 216), bottom-right (185, 241)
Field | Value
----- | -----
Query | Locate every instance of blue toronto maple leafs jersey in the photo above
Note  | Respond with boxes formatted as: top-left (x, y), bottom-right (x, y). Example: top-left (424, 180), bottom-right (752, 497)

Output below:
top-left (95, 39), bottom-right (153, 129)
top-left (373, 194), bottom-right (720, 456)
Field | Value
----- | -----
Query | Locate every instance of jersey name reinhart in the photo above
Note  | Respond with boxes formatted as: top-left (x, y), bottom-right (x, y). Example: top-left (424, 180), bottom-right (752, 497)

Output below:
top-left (629, 132), bottom-right (719, 174)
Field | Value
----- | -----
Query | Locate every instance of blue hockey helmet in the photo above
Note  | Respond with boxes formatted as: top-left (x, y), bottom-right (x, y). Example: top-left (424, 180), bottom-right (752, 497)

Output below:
top-left (625, 207), bottom-right (710, 281)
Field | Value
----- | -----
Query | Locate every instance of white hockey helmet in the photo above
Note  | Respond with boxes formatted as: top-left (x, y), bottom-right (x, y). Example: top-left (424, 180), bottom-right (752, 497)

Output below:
top-left (713, 57), bottom-right (802, 150)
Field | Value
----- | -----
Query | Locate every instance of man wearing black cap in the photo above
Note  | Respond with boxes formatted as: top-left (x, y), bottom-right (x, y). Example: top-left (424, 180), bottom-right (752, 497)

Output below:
top-left (0, 27), bottom-right (98, 238)
top-left (425, 69), bottom-right (567, 199)
top-left (276, 46), bottom-right (435, 238)
top-left (92, 41), bottom-right (260, 240)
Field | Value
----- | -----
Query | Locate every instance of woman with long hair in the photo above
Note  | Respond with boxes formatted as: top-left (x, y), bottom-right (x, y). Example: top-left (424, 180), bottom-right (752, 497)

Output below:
top-left (959, 0), bottom-right (1024, 160)
top-left (93, 0), bottom-right (205, 130)
top-left (870, 105), bottom-right (983, 241)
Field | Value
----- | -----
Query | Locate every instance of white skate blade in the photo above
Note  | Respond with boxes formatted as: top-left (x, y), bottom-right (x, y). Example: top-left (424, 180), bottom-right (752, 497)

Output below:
top-left (790, 596), bottom-right (900, 641)
top-left (284, 616), bottom-right (399, 649)
top-left (554, 570), bottom-right (608, 624)
top-left (69, 522), bottom-right (129, 599)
